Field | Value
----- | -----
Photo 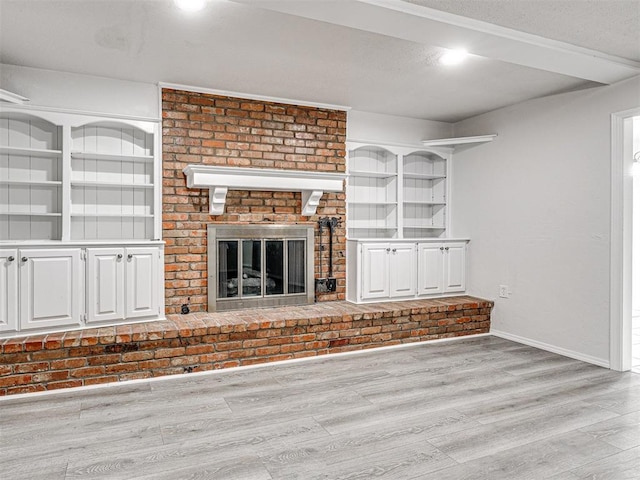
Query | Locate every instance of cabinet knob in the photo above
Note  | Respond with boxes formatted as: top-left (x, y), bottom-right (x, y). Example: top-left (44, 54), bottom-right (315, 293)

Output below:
top-left (7, 256), bottom-right (14, 262)
top-left (117, 254), bottom-right (123, 260)
top-left (21, 256), bottom-right (28, 262)
top-left (445, 247), bottom-right (449, 251)
top-left (127, 254), bottom-right (133, 260)
top-left (392, 248), bottom-right (397, 253)
top-left (440, 247), bottom-right (444, 251)
top-left (386, 248), bottom-right (390, 252)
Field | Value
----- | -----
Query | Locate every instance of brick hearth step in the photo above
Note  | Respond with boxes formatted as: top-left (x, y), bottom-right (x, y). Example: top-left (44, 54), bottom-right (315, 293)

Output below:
top-left (0, 296), bottom-right (492, 396)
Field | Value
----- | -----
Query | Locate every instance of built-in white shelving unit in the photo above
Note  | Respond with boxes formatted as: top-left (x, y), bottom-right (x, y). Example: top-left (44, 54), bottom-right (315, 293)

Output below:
top-left (0, 108), bottom-right (161, 242)
top-left (402, 150), bottom-right (447, 239)
top-left (0, 105), bottom-right (164, 337)
top-left (347, 145), bottom-right (398, 239)
top-left (346, 142), bottom-right (449, 239)
top-left (70, 122), bottom-right (156, 241)
top-left (0, 113), bottom-right (63, 241)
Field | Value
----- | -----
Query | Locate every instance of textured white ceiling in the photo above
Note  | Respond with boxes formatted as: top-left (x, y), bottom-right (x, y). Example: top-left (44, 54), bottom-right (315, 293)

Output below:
top-left (404, 0), bottom-right (640, 61)
top-left (0, 0), bottom-right (629, 122)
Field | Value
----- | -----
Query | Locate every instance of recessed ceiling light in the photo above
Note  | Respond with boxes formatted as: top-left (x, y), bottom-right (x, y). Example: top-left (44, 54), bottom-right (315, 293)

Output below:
top-left (440, 49), bottom-right (468, 66)
top-left (174, 0), bottom-right (206, 12)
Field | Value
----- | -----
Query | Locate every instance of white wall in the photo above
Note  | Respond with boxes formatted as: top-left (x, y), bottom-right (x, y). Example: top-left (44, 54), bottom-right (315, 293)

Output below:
top-left (451, 75), bottom-right (640, 366)
top-left (0, 64), bottom-right (158, 118)
top-left (347, 110), bottom-right (452, 145)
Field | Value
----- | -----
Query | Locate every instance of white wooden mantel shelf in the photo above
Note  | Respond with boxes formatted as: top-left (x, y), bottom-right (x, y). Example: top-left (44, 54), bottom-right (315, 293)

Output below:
top-left (183, 165), bottom-right (346, 216)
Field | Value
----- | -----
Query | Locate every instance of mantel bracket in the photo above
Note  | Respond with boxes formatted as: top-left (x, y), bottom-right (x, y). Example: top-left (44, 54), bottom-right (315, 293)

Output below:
top-left (301, 190), bottom-right (324, 216)
top-left (209, 187), bottom-right (228, 215)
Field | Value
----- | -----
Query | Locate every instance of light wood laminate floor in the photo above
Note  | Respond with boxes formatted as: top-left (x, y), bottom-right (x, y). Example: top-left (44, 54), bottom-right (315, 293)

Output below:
top-left (2, 336), bottom-right (640, 480)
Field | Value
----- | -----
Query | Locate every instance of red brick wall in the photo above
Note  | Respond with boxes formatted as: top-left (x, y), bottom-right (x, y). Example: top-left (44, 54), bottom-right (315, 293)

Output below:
top-left (162, 89), bottom-right (347, 314)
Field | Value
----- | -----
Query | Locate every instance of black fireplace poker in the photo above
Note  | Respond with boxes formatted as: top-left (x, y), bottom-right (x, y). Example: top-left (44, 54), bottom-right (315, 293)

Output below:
top-left (315, 217), bottom-right (340, 294)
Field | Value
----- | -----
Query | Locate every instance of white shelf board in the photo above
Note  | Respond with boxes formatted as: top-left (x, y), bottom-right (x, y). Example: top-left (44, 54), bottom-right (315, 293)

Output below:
top-left (403, 173), bottom-right (446, 180)
top-left (0, 180), bottom-right (62, 186)
top-left (349, 201), bottom-right (397, 206)
top-left (0, 212), bottom-right (62, 217)
top-left (348, 170), bottom-right (397, 178)
top-left (0, 146), bottom-right (62, 157)
top-left (71, 151), bottom-right (154, 162)
top-left (403, 201), bottom-right (446, 206)
top-left (349, 227), bottom-right (397, 230)
top-left (70, 213), bottom-right (154, 218)
top-left (421, 134), bottom-right (497, 149)
top-left (71, 181), bottom-right (154, 189)
top-left (404, 225), bottom-right (446, 229)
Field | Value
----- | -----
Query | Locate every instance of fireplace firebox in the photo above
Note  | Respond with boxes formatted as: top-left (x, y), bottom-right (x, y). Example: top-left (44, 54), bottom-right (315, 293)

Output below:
top-left (207, 225), bottom-right (315, 311)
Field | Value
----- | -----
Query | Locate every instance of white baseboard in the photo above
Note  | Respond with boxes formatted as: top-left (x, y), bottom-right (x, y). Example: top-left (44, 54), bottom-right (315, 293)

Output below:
top-left (491, 329), bottom-right (610, 368)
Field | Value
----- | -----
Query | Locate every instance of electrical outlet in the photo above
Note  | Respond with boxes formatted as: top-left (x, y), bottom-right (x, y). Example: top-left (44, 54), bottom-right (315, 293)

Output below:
top-left (326, 278), bottom-right (337, 292)
top-left (499, 285), bottom-right (509, 298)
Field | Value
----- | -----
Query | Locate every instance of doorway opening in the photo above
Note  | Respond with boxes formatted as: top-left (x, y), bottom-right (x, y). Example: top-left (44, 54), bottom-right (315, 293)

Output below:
top-left (611, 108), bottom-right (640, 372)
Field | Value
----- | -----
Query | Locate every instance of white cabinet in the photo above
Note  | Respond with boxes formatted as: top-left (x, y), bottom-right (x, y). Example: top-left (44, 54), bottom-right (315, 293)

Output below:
top-left (86, 248), bottom-right (125, 323)
top-left (19, 248), bottom-right (82, 330)
top-left (418, 242), bottom-right (466, 295)
top-left (359, 242), bottom-right (417, 301)
top-left (444, 242), bottom-right (466, 292)
top-left (0, 249), bottom-right (18, 332)
top-left (0, 106), bottom-right (165, 337)
top-left (125, 247), bottom-right (160, 319)
top-left (362, 243), bottom-right (390, 299)
top-left (389, 243), bottom-right (417, 298)
top-left (417, 243), bottom-right (444, 295)
top-left (86, 246), bottom-right (160, 323)
top-left (348, 239), bottom-right (466, 303)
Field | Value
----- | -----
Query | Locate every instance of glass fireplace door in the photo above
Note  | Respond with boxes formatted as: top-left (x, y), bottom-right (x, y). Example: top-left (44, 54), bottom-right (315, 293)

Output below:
top-left (209, 225), bottom-right (314, 311)
top-left (241, 240), bottom-right (262, 297)
top-left (266, 240), bottom-right (284, 296)
top-left (218, 240), bottom-right (239, 298)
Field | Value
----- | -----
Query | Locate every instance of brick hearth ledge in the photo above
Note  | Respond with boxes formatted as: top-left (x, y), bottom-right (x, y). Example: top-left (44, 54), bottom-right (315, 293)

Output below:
top-left (0, 296), bottom-right (492, 396)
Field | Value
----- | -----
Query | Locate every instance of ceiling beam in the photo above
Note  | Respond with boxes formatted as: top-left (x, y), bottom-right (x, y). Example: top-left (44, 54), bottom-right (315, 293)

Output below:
top-left (231, 0), bottom-right (640, 85)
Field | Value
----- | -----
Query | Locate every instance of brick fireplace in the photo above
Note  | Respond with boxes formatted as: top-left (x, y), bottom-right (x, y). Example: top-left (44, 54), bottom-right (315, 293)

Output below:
top-left (162, 89), bottom-right (347, 314)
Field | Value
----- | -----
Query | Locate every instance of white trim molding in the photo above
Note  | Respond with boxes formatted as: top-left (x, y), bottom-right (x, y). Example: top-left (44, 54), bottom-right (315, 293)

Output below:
top-left (0, 88), bottom-right (29, 104)
top-left (492, 329), bottom-right (610, 368)
top-left (183, 165), bottom-right (345, 216)
top-left (610, 107), bottom-right (640, 371)
top-left (159, 82), bottom-right (351, 112)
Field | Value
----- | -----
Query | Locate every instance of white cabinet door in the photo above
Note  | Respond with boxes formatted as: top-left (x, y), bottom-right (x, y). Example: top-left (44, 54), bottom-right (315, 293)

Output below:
top-left (361, 243), bottom-right (390, 300)
top-left (418, 243), bottom-right (444, 295)
top-left (19, 248), bottom-right (82, 330)
top-left (389, 243), bottom-right (416, 298)
top-left (86, 248), bottom-right (125, 323)
top-left (125, 247), bottom-right (159, 319)
top-left (444, 243), bottom-right (466, 293)
top-left (0, 249), bottom-right (18, 332)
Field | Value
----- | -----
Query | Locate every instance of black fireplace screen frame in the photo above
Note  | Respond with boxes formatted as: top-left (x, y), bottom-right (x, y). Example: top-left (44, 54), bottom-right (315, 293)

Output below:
top-left (207, 224), bottom-right (315, 311)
